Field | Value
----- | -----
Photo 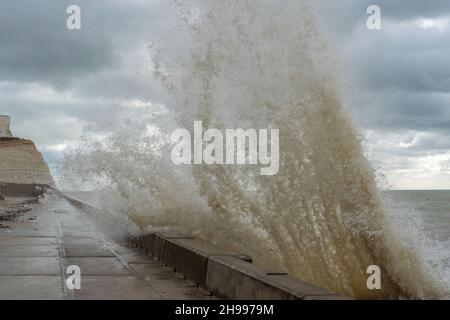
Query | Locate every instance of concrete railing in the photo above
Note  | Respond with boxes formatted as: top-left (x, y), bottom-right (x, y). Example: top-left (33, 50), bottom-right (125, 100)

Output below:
top-left (130, 233), bottom-right (349, 300)
top-left (56, 189), bottom-right (349, 300)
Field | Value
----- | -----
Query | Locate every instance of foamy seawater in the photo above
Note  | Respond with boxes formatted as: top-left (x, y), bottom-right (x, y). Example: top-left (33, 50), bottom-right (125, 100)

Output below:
top-left (65, 189), bottom-right (450, 299)
top-left (67, 190), bottom-right (450, 244)
top-left (386, 191), bottom-right (450, 243)
top-left (379, 190), bottom-right (450, 298)
top-left (60, 0), bottom-right (448, 299)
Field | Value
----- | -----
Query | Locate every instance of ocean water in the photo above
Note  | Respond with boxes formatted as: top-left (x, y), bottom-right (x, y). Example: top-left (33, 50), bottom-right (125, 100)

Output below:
top-left (67, 190), bottom-right (450, 244)
top-left (65, 189), bottom-right (450, 299)
top-left (60, 0), bottom-right (450, 299)
top-left (386, 191), bottom-right (450, 243)
top-left (383, 190), bottom-right (450, 298)
top-left (382, 190), bottom-right (450, 299)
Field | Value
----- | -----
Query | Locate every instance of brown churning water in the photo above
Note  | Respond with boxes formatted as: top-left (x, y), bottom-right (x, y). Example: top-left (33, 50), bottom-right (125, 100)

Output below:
top-left (61, 0), bottom-right (450, 299)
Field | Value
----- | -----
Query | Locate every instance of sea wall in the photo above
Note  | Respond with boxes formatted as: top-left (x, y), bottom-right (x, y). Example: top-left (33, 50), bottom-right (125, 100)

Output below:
top-left (130, 233), bottom-right (348, 300)
top-left (58, 190), bottom-right (349, 300)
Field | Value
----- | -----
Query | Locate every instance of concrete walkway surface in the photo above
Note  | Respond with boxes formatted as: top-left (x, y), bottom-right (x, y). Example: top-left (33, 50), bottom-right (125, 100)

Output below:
top-left (0, 194), bottom-right (215, 300)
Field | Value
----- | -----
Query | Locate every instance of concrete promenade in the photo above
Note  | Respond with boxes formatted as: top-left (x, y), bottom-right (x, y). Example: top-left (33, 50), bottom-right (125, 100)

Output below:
top-left (0, 194), bottom-right (214, 300)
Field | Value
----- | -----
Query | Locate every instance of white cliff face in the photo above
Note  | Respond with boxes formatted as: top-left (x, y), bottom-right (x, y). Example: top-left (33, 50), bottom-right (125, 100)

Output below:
top-left (0, 116), bottom-right (55, 187)
top-left (0, 139), bottom-right (55, 187)
top-left (0, 116), bottom-right (13, 138)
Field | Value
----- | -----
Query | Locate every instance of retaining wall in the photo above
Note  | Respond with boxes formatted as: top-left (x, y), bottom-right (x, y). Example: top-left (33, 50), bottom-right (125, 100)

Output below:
top-left (130, 233), bottom-right (349, 300)
top-left (59, 190), bottom-right (349, 300)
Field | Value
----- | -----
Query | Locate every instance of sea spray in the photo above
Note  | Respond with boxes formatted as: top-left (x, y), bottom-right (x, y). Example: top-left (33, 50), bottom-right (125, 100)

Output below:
top-left (170, 121), bottom-right (279, 175)
top-left (61, 0), bottom-right (449, 298)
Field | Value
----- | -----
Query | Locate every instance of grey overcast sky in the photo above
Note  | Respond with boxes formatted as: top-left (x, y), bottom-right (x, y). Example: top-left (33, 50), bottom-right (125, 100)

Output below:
top-left (0, 0), bottom-right (449, 189)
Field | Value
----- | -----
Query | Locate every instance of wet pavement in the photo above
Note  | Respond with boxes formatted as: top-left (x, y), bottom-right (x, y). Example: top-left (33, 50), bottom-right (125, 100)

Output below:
top-left (0, 194), bottom-right (215, 300)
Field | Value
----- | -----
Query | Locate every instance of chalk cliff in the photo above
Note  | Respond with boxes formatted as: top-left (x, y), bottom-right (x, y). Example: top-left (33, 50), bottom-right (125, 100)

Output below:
top-left (0, 139), bottom-right (55, 186)
top-left (0, 115), bottom-right (55, 188)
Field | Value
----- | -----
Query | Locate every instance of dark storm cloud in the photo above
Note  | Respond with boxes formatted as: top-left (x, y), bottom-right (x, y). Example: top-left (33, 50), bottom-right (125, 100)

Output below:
top-left (345, 22), bottom-right (450, 133)
top-left (1, 0), bottom-right (449, 188)
top-left (315, 0), bottom-right (450, 33)
top-left (366, 0), bottom-right (450, 20)
top-left (0, 0), bottom-right (171, 167)
top-left (313, 0), bottom-right (450, 188)
top-left (312, 1), bottom-right (450, 134)
top-left (72, 68), bottom-right (171, 103)
top-left (346, 24), bottom-right (450, 94)
top-left (0, 82), bottom-right (109, 144)
top-left (0, 0), bottom-right (165, 88)
top-left (351, 89), bottom-right (450, 132)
